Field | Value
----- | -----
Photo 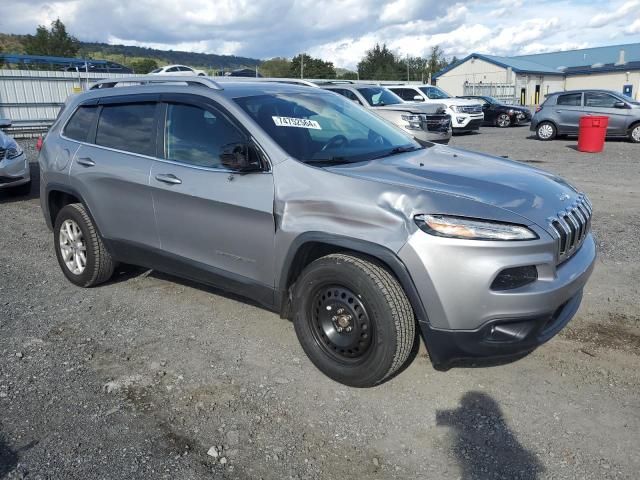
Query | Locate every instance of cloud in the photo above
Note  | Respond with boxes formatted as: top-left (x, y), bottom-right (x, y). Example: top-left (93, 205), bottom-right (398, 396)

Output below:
top-left (1, 0), bottom-right (639, 69)
top-left (588, 0), bottom-right (640, 27)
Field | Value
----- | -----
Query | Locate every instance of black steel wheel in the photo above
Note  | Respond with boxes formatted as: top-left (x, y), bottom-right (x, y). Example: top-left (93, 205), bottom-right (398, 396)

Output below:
top-left (293, 253), bottom-right (416, 387)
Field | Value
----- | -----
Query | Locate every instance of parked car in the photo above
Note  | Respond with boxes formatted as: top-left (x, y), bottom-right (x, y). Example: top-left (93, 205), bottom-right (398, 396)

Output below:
top-left (531, 89), bottom-right (640, 142)
top-left (388, 85), bottom-right (484, 134)
top-left (320, 83), bottom-right (452, 144)
top-left (39, 76), bottom-right (595, 387)
top-left (149, 64), bottom-right (207, 76)
top-left (64, 61), bottom-right (133, 74)
top-left (458, 95), bottom-right (531, 127)
top-left (0, 119), bottom-right (31, 195)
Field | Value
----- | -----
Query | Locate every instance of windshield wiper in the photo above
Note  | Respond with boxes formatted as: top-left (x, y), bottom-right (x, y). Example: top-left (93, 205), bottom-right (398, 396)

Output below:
top-left (305, 157), bottom-right (352, 166)
top-left (371, 145), bottom-right (421, 160)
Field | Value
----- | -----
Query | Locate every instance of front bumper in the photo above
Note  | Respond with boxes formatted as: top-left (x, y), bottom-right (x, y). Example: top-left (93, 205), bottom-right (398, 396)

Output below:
top-left (399, 229), bottom-right (596, 369)
top-left (512, 111), bottom-right (532, 125)
top-left (452, 116), bottom-right (483, 132)
top-left (0, 152), bottom-right (30, 189)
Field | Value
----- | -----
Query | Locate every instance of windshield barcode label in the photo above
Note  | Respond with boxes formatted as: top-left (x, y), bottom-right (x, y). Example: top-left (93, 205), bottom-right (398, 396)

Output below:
top-left (272, 116), bottom-right (321, 129)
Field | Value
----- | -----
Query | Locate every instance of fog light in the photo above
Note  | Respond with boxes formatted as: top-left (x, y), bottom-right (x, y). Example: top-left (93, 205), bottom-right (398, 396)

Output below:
top-left (456, 116), bottom-right (465, 123)
top-left (491, 266), bottom-right (537, 291)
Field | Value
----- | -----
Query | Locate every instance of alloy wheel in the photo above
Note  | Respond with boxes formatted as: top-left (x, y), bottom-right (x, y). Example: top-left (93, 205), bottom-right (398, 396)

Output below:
top-left (538, 123), bottom-right (554, 139)
top-left (59, 219), bottom-right (87, 275)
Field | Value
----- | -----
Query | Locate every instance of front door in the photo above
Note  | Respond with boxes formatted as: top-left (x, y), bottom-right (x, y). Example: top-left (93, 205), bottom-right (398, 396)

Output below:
top-left (553, 92), bottom-right (584, 134)
top-left (149, 98), bottom-right (276, 302)
top-left (583, 91), bottom-right (631, 135)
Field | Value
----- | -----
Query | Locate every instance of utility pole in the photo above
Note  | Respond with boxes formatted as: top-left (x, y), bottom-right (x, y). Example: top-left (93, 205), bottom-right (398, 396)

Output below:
top-left (406, 54), bottom-right (410, 82)
top-left (300, 53), bottom-right (304, 79)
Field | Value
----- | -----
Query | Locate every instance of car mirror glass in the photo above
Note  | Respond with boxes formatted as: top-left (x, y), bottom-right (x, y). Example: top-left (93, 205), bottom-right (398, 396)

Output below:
top-left (413, 95), bottom-right (424, 101)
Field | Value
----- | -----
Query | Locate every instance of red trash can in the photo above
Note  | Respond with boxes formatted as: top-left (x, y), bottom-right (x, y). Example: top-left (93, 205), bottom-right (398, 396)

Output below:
top-left (577, 116), bottom-right (609, 153)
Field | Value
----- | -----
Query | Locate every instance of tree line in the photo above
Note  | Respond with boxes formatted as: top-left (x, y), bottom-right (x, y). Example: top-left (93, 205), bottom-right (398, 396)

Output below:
top-left (3, 19), bottom-right (458, 80)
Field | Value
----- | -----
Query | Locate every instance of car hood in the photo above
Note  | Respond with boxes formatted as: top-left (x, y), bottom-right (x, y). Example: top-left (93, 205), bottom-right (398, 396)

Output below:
top-left (437, 98), bottom-right (481, 107)
top-left (325, 145), bottom-right (580, 228)
top-left (0, 130), bottom-right (17, 149)
top-left (374, 103), bottom-right (446, 114)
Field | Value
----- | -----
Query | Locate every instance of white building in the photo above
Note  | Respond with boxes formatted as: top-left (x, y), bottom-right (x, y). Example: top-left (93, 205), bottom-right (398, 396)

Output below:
top-left (434, 43), bottom-right (640, 105)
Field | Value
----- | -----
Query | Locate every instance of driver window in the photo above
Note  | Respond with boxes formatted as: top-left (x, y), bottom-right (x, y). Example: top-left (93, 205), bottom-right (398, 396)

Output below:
top-left (165, 103), bottom-right (247, 169)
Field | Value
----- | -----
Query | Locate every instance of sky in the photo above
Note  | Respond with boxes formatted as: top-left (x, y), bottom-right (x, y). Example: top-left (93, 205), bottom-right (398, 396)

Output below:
top-left (1, 0), bottom-right (640, 69)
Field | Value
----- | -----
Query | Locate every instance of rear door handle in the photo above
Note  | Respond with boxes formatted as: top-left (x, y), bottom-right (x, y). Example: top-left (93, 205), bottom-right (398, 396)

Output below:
top-left (155, 173), bottom-right (182, 185)
top-left (77, 157), bottom-right (95, 167)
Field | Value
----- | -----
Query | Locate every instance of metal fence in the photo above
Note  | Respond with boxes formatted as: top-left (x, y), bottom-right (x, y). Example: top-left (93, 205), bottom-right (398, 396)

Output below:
top-left (463, 82), bottom-right (517, 104)
top-left (0, 69), bottom-right (130, 137)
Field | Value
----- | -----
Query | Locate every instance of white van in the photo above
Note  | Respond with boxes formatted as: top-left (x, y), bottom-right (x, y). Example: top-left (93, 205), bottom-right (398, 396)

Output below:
top-left (389, 85), bottom-right (484, 134)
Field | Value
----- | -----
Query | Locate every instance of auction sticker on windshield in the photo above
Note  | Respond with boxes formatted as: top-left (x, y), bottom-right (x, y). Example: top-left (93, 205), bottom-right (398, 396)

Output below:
top-left (272, 116), bottom-right (322, 129)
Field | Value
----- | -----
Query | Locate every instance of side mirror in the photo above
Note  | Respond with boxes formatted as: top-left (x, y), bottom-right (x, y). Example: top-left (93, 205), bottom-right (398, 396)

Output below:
top-left (220, 142), bottom-right (262, 173)
top-left (413, 95), bottom-right (424, 102)
top-left (613, 101), bottom-right (628, 109)
top-left (0, 118), bottom-right (12, 128)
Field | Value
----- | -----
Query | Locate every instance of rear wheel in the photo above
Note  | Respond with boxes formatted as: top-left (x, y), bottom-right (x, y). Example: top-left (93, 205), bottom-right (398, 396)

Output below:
top-left (54, 203), bottom-right (115, 287)
top-left (629, 124), bottom-right (640, 143)
top-left (292, 253), bottom-right (416, 387)
top-left (536, 121), bottom-right (556, 141)
top-left (496, 113), bottom-right (511, 128)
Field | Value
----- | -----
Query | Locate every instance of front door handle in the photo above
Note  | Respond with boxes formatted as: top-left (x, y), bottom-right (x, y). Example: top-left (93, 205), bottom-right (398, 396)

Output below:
top-left (155, 173), bottom-right (182, 185)
top-left (77, 157), bottom-right (95, 167)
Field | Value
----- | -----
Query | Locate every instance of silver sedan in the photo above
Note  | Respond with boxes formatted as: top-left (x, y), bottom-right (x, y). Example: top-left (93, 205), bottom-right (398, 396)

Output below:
top-left (0, 119), bottom-right (31, 195)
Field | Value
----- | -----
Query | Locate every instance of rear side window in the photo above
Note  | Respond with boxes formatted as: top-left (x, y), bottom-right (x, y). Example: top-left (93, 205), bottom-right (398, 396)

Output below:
top-left (556, 93), bottom-right (582, 106)
top-left (64, 105), bottom-right (98, 142)
top-left (393, 88), bottom-right (420, 101)
top-left (96, 103), bottom-right (157, 156)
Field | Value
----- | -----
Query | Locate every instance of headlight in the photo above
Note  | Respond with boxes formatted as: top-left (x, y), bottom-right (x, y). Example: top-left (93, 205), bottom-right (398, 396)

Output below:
top-left (449, 105), bottom-right (460, 113)
top-left (414, 214), bottom-right (538, 241)
top-left (401, 114), bottom-right (424, 130)
top-left (6, 145), bottom-right (23, 160)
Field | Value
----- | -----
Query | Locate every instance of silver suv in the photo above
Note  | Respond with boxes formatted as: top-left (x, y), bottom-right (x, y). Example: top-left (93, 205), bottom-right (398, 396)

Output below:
top-left (39, 76), bottom-right (596, 387)
top-left (531, 89), bottom-right (640, 142)
top-left (319, 83), bottom-right (452, 144)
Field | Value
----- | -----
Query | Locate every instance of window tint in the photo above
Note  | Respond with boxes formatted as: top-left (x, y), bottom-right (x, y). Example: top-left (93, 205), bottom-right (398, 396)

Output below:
top-left (584, 92), bottom-right (619, 108)
top-left (96, 103), bottom-right (157, 156)
top-left (165, 103), bottom-right (247, 169)
top-left (178, 66), bottom-right (193, 72)
top-left (556, 93), bottom-right (582, 106)
top-left (392, 88), bottom-right (420, 101)
top-left (356, 87), bottom-right (402, 106)
top-left (64, 105), bottom-right (98, 142)
top-left (339, 89), bottom-right (363, 105)
top-left (166, 66), bottom-right (179, 72)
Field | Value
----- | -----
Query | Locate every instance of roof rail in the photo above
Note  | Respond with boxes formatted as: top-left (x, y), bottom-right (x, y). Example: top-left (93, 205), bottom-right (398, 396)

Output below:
top-left (90, 75), bottom-right (223, 90)
top-left (314, 80), bottom-right (356, 85)
top-left (212, 76), bottom-right (319, 87)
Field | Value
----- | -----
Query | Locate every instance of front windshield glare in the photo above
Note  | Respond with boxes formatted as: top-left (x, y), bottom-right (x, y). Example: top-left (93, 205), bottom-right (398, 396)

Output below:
top-left (234, 92), bottom-right (420, 164)
top-left (356, 87), bottom-right (403, 106)
top-left (420, 86), bottom-right (451, 99)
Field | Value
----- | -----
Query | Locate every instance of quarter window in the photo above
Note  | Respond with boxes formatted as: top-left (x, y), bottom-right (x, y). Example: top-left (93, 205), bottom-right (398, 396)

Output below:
top-left (64, 105), bottom-right (98, 142)
top-left (165, 103), bottom-right (247, 169)
top-left (556, 93), bottom-right (582, 106)
top-left (584, 92), bottom-right (619, 108)
top-left (95, 103), bottom-right (157, 156)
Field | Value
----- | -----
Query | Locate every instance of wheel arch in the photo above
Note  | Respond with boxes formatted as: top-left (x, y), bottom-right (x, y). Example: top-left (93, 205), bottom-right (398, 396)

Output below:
top-left (278, 232), bottom-right (428, 324)
top-left (45, 184), bottom-right (103, 238)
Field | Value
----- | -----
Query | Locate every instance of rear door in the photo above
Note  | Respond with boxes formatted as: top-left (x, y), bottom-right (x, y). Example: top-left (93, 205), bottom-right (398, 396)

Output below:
top-left (553, 92), bottom-right (583, 134)
top-left (149, 95), bottom-right (276, 301)
top-left (68, 96), bottom-right (160, 251)
top-left (583, 92), bottom-right (631, 135)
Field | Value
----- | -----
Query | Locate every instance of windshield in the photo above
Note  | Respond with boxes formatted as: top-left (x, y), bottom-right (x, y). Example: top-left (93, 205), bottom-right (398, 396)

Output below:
top-left (419, 86), bottom-right (452, 99)
top-left (619, 92), bottom-right (640, 105)
top-left (234, 91), bottom-right (421, 165)
top-left (150, 68), bottom-right (162, 73)
top-left (356, 87), bottom-right (403, 106)
top-left (484, 96), bottom-right (502, 104)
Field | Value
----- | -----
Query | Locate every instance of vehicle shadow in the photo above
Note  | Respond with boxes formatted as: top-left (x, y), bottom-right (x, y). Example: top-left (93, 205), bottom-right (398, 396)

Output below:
top-left (0, 435), bottom-right (17, 479)
top-left (0, 161), bottom-right (40, 205)
top-left (436, 391), bottom-right (544, 480)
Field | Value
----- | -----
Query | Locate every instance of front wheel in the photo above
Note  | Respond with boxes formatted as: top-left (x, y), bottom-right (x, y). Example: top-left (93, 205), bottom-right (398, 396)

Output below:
top-left (496, 113), bottom-right (511, 128)
top-left (292, 254), bottom-right (416, 387)
top-left (536, 121), bottom-right (556, 141)
top-left (629, 124), bottom-right (640, 143)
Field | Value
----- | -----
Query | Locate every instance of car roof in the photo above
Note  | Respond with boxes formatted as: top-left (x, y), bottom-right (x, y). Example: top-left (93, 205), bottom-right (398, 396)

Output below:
top-left (549, 89), bottom-right (622, 96)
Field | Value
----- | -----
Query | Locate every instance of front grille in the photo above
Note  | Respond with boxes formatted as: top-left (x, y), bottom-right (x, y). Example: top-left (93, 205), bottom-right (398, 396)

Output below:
top-left (0, 147), bottom-right (6, 160)
top-left (548, 195), bottom-right (592, 264)
top-left (458, 105), bottom-right (483, 114)
top-left (425, 114), bottom-right (451, 132)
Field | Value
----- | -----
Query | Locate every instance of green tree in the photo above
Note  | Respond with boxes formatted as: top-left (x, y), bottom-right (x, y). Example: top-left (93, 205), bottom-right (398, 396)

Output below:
top-left (357, 43), bottom-right (405, 81)
top-left (425, 45), bottom-right (449, 83)
top-left (260, 57), bottom-right (291, 77)
top-left (338, 70), bottom-right (359, 80)
top-left (290, 54), bottom-right (336, 79)
top-left (24, 19), bottom-right (79, 57)
top-left (129, 58), bottom-right (159, 74)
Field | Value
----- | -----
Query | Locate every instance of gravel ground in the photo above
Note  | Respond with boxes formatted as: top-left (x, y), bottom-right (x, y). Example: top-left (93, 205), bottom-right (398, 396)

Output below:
top-left (1, 130), bottom-right (638, 480)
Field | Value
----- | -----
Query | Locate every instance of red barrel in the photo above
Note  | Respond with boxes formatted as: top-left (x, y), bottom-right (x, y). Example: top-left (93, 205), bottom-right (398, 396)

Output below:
top-left (577, 116), bottom-right (609, 153)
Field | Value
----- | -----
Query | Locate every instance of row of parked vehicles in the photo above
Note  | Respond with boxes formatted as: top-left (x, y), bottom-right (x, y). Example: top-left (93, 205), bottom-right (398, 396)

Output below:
top-left (23, 74), bottom-right (597, 387)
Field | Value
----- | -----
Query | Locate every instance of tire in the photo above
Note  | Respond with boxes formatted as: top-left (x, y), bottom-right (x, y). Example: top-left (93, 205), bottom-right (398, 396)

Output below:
top-left (54, 203), bottom-right (115, 287)
top-left (536, 121), bottom-right (556, 141)
top-left (496, 113), bottom-right (511, 128)
top-left (8, 180), bottom-right (31, 196)
top-left (629, 123), bottom-right (640, 143)
top-left (292, 253), bottom-right (416, 387)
